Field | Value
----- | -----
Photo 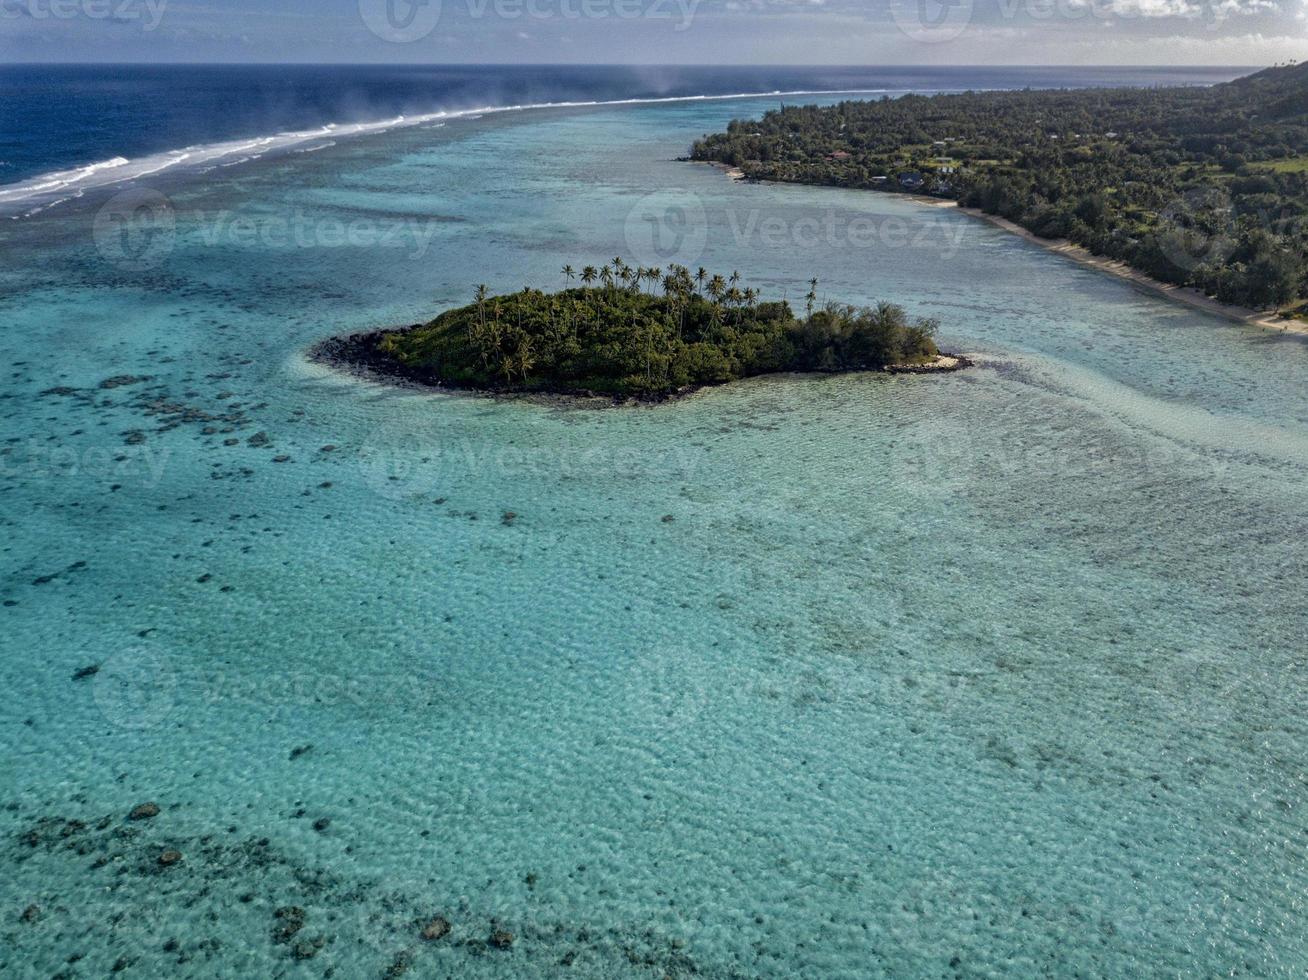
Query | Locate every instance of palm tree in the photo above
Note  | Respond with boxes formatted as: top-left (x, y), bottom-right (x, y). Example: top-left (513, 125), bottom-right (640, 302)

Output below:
top-left (660, 273), bottom-right (682, 339)
top-left (581, 266), bottom-right (597, 287)
top-left (695, 267), bottom-right (707, 295)
top-left (561, 264), bottom-right (575, 288)
top-left (805, 277), bottom-right (819, 319)
top-left (482, 302), bottom-right (504, 370)
top-left (707, 275), bottom-right (726, 304)
top-left (474, 283), bottom-right (489, 335)
top-left (726, 287), bottom-right (744, 326)
top-left (514, 332), bottom-right (536, 384)
top-left (676, 265), bottom-right (694, 299)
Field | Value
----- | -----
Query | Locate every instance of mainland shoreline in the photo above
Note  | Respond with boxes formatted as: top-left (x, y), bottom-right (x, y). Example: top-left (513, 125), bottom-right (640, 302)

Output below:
top-left (700, 165), bottom-right (1303, 336)
top-left (948, 203), bottom-right (1306, 337)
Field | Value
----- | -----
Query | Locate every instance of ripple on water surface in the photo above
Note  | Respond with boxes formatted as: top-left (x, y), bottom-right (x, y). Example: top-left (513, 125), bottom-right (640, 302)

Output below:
top-left (2, 96), bottom-right (1307, 978)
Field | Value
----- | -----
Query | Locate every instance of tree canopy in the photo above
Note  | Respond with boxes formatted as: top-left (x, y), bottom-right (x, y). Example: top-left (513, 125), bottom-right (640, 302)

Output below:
top-left (374, 262), bottom-right (940, 397)
top-left (691, 62), bottom-right (1308, 313)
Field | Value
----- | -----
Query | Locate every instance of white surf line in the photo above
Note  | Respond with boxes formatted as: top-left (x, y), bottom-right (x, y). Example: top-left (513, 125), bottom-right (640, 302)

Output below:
top-left (0, 88), bottom-right (900, 214)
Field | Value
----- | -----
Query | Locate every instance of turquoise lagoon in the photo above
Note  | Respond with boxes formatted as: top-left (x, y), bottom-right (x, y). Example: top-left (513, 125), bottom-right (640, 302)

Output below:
top-left (1, 96), bottom-right (1306, 977)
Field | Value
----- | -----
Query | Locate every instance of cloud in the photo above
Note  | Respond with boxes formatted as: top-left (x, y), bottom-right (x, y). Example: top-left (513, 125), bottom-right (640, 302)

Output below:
top-left (1064, 0), bottom-right (1281, 18)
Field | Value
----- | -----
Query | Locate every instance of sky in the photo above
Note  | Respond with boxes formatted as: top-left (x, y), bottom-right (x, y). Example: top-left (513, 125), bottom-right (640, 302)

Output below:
top-left (0, 0), bottom-right (1302, 64)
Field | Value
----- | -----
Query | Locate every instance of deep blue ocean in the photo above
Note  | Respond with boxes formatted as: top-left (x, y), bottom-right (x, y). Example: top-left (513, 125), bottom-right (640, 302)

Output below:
top-left (3, 63), bottom-right (1305, 978)
top-left (1, 64), bottom-right (1250, 186)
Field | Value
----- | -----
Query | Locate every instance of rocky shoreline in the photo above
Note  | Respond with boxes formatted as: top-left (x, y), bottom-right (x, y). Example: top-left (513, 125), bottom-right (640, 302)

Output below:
top-left (309, 329), bottom-right (688, 406)
top-left (885, 353), bottom-right (974, 374)
top-left (3, 795), bottom-right (704, 976)
top-left (309, 328), bottom-right (973, 406)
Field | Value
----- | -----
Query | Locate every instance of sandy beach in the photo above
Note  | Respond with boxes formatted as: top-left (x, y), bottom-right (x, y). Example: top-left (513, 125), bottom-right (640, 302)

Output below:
top-left (714, 172), bottom-right (1303, 335)
top-left (948, 203), bottom-right (1306, 337)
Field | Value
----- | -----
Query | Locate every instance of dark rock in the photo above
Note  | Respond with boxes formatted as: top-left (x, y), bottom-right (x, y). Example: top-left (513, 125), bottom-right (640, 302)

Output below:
top-left (72, 664), bottom-right (100, 681)
top-left (383, 951), bottom-right (411, 978)
top-left (292, 935), bottom-right (326, 960)
top-left (489, 929), bottom-right (514, 949)
top-left (100, 375), bottom-right (149, 389)
top-left (20, 903), bottom-right (40, 924)
top-left (501, 511), bottom-right (518, 526)
top-left (289, 744), bottom-right (313, 760)
top-left (420, 916), bottom-right (451, 941)
top-left (124, 431), bottom-right (147, 446)
top-left (884, 352), bottom-right (975, 375)
top-left (111, 955), bottom-right (134, 972)
top-left (247, 432), bottom-right (271, 448)
top-left (158, 849), bottom-right (183, 866)
top-left (312, 817), bottom-right (331, 833)
top-left (272, 906), bottom-right (306, 944)
top-left (661, 514), bottom-right (675, 523)
top-left (272, 455), bottom-right (291, 463)
top-left (128, 802), bottom-right (160, 821)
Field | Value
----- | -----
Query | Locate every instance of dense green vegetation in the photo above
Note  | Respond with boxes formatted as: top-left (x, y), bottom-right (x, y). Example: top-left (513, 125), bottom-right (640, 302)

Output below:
top-left (375, 262), bottom-right (941, 397)
top-left (691, 62), bottom-right (1308, 313)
